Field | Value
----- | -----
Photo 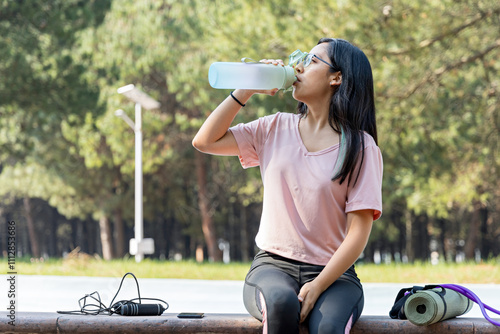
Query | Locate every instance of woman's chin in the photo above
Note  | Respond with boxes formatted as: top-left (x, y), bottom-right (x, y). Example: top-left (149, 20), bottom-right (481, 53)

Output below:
top-left (292, 88), bottom-right (306, 103)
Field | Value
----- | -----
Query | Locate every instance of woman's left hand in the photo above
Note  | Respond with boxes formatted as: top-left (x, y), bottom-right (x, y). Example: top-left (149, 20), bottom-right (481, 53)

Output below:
top-left (298, 281), bottom-right (323, 323)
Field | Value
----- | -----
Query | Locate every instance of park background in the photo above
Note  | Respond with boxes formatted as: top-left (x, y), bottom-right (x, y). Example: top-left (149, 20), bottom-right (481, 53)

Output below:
top-left (0, 0), bottom-right (499, 272)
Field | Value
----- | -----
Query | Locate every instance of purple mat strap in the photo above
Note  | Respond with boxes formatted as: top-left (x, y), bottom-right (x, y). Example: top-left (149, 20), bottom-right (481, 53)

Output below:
top-left (439, 284), bottom-right (500, 327)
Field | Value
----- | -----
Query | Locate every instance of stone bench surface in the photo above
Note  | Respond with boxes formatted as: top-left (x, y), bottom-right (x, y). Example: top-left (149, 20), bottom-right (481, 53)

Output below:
top-left (0, 312), bottom-right (498, 334)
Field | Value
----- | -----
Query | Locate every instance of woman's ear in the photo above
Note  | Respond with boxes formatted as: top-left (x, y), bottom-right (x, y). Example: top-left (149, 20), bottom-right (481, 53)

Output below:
top-left (330, 72), bottom-right (342, 86)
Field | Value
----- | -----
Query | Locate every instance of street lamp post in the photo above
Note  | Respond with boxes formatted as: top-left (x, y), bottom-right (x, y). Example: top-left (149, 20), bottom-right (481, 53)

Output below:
top-left (116, 84), bottom-right (160, 262)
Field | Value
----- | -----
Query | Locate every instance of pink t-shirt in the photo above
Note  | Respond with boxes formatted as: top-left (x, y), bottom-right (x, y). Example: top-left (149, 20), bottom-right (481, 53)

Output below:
top-left (230, 112), bottom-right (383, 265)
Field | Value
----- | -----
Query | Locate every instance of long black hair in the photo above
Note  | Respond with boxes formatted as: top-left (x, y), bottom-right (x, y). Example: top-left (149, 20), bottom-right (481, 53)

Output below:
top-left (297, 38), bottom-right (377, 185)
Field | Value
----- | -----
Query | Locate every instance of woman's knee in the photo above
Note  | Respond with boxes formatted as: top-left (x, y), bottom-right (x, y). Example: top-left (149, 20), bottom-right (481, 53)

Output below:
top-left (263, 288), bottom-right (300, 333)
top-left (265, 287), bottom-right (300, 316)
top-left (244, 282), bottom-right (300, 321)
top-left (308, 279), bottom-right (363, 334)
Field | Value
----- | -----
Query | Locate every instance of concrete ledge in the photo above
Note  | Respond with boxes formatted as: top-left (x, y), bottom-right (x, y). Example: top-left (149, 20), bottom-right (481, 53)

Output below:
top-left (0, 312), bottom-right (498, 334)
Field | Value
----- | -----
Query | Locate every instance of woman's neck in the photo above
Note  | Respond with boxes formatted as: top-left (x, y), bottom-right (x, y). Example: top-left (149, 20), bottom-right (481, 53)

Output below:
top-left (299, 105), bottom-right (340, 152)
top-left (301, 90), bottom-right (334, 127)
top-left (302, 103), bottom-right (331, 132)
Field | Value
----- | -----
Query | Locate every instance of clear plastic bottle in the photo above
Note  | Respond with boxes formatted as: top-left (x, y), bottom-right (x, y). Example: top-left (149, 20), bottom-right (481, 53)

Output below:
top-left (208, 62), bottom-right (296, 90)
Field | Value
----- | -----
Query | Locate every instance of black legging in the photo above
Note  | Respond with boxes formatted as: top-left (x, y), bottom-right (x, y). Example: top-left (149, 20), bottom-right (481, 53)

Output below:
top-left (243, 251), bottom-right (364, 334)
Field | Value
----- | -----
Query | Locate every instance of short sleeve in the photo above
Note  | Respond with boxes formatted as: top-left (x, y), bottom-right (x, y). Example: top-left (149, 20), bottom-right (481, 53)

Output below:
top-left (345, 140), bottom-right (383, 221)
top-left (229, 114), bottom-right (279, 169)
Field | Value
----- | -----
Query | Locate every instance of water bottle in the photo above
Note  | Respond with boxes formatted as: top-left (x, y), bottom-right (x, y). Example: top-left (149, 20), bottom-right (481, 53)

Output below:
top-left (208, 61), bottom-right (296, 90)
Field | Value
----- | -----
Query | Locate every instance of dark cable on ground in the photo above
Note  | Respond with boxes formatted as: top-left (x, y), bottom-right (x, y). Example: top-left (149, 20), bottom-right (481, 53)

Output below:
top-left (57, 272), bottom-right (168, 316)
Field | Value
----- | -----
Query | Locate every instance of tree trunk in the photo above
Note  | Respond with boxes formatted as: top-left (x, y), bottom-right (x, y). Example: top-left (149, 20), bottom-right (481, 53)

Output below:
top-left (415, 214), bottom-right (429, 260)
top-left (464, 201), bottom-right (482, 260)
top-left (437, 218), bottom-right (448, 261)
top-left (195, 151), bottom-right (222, 262)
top-left (87, 217), bottom-right (96, 255)
top-left (405, 209), bottom-right (414, 263)
top-left (73, 219), bottom-right (83, 251)
top-left (479, 206), bottom-right (490, 260)
top-left (164, 216), bottom-right (172, 259)
top-left (113, 208), bottom-right (125, 257)
top-left (99, 215), bottom-right (114, 260)
top-left (48, 207), bottom-right (58, 256)
top-left (240, 204), bottom-right (249, 262)
top-left (23, 197), bottom-right (40, 258)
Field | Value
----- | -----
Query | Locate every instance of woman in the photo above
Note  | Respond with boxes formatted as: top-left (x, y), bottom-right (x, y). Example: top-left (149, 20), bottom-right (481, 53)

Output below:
top-left (192, 38), bottom-right (383, 334)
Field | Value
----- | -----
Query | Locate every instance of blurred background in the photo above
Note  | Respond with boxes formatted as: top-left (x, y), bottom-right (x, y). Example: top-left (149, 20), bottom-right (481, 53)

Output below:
top-left (0, 0), bottom-right (498, 265)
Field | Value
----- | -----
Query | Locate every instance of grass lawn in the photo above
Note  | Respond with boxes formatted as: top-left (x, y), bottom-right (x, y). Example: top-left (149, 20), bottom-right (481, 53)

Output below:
top-left (356, 261), bottom-right (500, 284)
top-left (12, 255), bottom-right (500, 284)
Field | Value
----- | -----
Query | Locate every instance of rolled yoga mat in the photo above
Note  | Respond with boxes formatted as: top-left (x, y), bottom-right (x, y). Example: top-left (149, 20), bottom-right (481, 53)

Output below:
top-left (404, 287), bottom-right (473, 326)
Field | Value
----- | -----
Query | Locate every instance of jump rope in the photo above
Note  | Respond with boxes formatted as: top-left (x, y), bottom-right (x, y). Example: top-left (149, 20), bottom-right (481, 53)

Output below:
top-left (57, 272), bottom-right (169, 316)
top-left (439, 284), bottom-right (500, 327)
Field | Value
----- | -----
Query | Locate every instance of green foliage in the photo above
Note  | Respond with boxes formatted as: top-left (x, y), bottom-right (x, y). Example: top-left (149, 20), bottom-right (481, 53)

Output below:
top-left (1, 0), bottom-right (499, 260)
top-left (0, 0), bottom-right (115, 221)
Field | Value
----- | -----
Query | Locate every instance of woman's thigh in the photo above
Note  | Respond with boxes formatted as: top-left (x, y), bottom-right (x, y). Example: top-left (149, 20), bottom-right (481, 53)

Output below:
top-left (308, 278), bottom-right (364, 334)
top-left (244, 263), bottom-right (301, 334)
top-left (244, 264), bottom-right (301, 316)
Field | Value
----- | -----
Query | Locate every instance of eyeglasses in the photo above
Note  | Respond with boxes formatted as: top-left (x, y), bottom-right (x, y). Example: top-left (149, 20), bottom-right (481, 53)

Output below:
top-left (288, 49), bottom-right (336, 70)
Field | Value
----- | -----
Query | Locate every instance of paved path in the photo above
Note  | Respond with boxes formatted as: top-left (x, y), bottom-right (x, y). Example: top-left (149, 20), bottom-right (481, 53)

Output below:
top-left (3, 275), bottom-right (499, 319)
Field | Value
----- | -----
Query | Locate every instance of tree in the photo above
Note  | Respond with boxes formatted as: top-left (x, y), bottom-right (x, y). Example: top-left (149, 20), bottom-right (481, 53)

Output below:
top-left (1, 0), bottom-right (498, 262)
top-left (341, 0), bottom-right (500, 260)
top-left (0, 0), bottom-right (115, 258)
